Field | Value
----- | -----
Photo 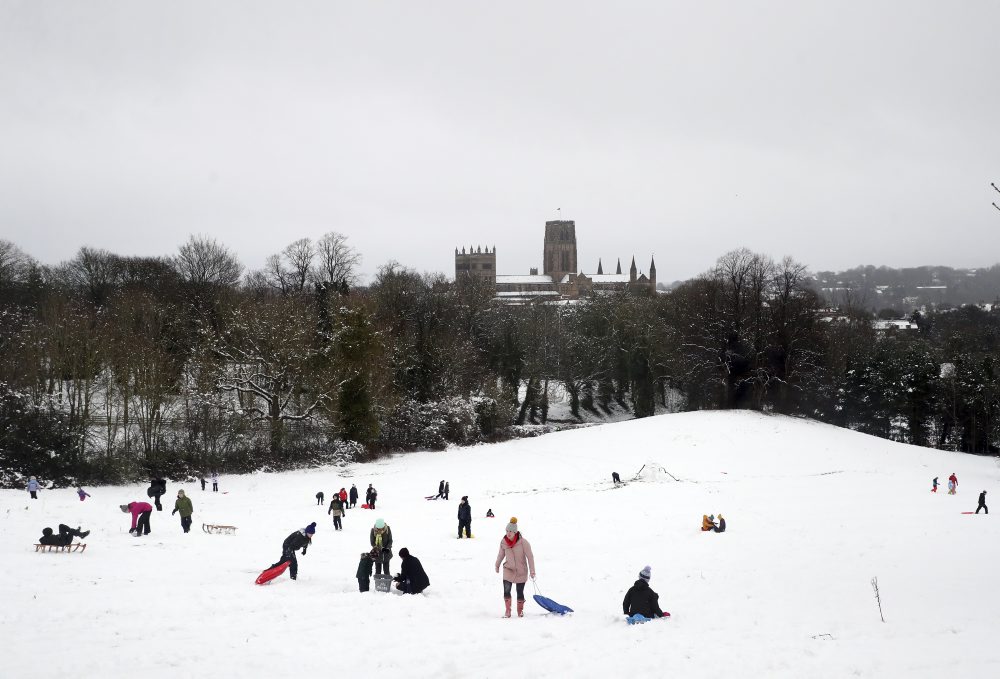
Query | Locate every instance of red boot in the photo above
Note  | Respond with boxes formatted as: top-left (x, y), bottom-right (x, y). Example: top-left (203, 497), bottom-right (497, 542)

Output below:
top-left (504, 597), bottom-right (512, 618)
top-left (517, 599), bottom-right (525, 618)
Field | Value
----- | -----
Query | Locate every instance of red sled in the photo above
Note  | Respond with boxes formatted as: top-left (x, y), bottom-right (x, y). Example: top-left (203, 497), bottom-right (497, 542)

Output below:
top-left (361, 503), bottom-right (369, 509)
top-left (255, 560), bottom-right (290, 585)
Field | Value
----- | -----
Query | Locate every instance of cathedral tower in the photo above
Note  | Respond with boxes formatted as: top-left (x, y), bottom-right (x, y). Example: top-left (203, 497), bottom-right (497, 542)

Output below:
top-left (543, 220), bottom-right (577, 281)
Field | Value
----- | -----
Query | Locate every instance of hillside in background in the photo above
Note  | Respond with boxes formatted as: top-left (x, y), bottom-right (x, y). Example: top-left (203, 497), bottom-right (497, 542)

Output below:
top-left (4, 411), bottom-right (999, 678)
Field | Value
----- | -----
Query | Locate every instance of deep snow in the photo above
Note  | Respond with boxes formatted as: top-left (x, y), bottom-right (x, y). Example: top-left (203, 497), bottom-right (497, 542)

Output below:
top-left (3, 411), bottom-right (999, 678)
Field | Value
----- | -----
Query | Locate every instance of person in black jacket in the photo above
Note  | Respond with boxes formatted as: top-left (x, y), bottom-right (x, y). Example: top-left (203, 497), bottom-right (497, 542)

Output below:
top-left (394, 547), bottom-right (430, 594)
top-left (270, 522), bottom-right (316, 581)
top-left (457, 496), bottom-right (472, 538)
top-left (435, 480), bottom-right (445, 499)
top-left (976, 491), bottom-right (988, 514)
top-left (350, 484), bottom-right (359, 509)
top-left (39, 524), bottom-right (90, 546)
top-left (623, 565), bottom-right (665, 619)
top-left (148, 478), bottom-right (167, 511)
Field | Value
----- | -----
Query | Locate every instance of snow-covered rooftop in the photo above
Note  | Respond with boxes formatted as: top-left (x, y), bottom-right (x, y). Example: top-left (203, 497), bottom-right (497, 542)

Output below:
top-left (495, 275), bottom-right (554, 285)
top-left (588, 274), bottom-right (630, 284)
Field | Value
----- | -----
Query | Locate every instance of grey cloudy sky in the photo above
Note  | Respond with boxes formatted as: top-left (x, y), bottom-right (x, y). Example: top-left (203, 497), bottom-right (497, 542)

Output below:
top-left (2, 1), bottom-right (998, 283)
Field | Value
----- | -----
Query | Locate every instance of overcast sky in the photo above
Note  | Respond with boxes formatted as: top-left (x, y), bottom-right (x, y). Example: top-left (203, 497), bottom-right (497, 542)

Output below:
top-left (2, 1), bottom-right (998, 283)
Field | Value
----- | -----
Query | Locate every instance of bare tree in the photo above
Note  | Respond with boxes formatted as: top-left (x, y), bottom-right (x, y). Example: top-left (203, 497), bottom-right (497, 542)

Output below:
top-left (283, 238), bottom-right (315, 293)
top-left (313, 231), bottom-right (361, 287)
top-left (173, 235), bottom-right (243, 287)
top-left (0, 239), bottom-right (34, 285)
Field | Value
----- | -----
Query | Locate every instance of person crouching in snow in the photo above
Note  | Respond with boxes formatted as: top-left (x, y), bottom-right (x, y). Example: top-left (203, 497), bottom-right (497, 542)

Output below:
top-left (271, 522), bottom-right (315, 581)
top-left (495, 517), bottom-right (536, 618)
top-left (713, 514), bottom-right (727, 533)
top-left (122, 501), bottom-right (153, 536)
top-left (316, 491), bottom-right (325, 505)
top-left (39, 524), bottom-right (90, 545)
top-left (394, 548), bottom-right (430, 594)
top-left (701, 514), bottom-right (717, 532)
top-left (623, 565), bottom-right (666, 620)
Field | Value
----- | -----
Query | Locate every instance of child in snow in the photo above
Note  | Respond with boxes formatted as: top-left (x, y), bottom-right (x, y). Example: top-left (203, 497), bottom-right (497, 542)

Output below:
top-left (370, 519), bottom-right (393, 575)
top-left (77, 487), bottom-right (91, 501)
top-left (328, 494), bottom-right (345, 530)
top-left (27, 476), bottom-right (40, 499)
top-left (976, 491), bottom-right (988, 514)
top-left (713, 514), bottom-right (727, 533)
top-left (172, 489), bottom-right (194, 533)
top-left (457, 496), bottom-right (472, 538)
top-left (357, 550), bottom-right (375, 591)
top-left (39, 524), bottom-right (90, 546)
top-left (212, 472), bottom-right (219, 492)
top-left (121, 501), bottom-right (153, 536)
top-left (444, 481), bottom-right (450, 500)
top-left (495, 517), bottom-right (536, 618)
top-left (623, 565), bottom-right (666, 620)
top-left (339, 488), bottom-right (348, 509)
top-left (394, 548), bottom-right (430, 594)
top-left (932, 477), bottom-right (939, 493)
top-left (316, 491), bottom-right (325, 505)
top-left (701, 515), bottom-right (717, 532)
top-left (270, 522), bottom-right (315, 581)
top-left (486, 508), bottom-right (495, 518)
top-left (200, 476), bottom-right (207, 491)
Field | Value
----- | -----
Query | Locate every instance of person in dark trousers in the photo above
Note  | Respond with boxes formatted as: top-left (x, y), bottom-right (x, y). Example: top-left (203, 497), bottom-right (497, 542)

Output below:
top-left (122, 501), bottom-right (153, 536)
top-left (357, 550), bottom-right (375, 591)
top-left (172, 489), bottom-right (194, 533)
top-left (623, 565), bottom-right (666, 619)
top-left (339, 488), bottom-right (348, 510)
top-left (713, 514), bottom-right (727, 533)
top-left (370, 518), bottom-right (393, 575)
top-left (369, 487), bottom-right (378, 510)
top-left (211, 472), bottom-right (219, 492)
top-left (200, 476), bottom-right (207, 491)
top-left (486, 508), bottom-right (495, 517)
top-left (444, 482), bottom-right (450, 500)
top-left (349, 484), bottom-right (359, 509)
top-left (976, 491), bottom-right (988, 514)
top-left (27, 476), bottom-right (40, 499)
top-left (316, 491), bottom-right (324, 505)
top-left (271, 523), bottom-right (315, 581)
top-left (612, 472), bottom-right (621, 485)
top-left (328, 494), bottom-right (345, 530)
top-left (457, 496), bottom-right (472, 538)
top-left (148, 478), bottom-right (167, 511)
top-left (394, 548), bottom-right (430, 594)
top-left (365, 484), bottom-right (374, 507)
top-left (435, 480), bottom-right (445, 499)
top-left (39, 524), bottom-right (90, 545)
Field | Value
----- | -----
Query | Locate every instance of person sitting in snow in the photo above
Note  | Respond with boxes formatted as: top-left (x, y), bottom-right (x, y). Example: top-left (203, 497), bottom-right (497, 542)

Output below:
top-left (701, 514), bottom-right (717, 532)
top-left (270, 522), bottom-right (316, 581)
top-left (393, 547), bottom-right (430, 594)
top-left (486, 508), bottom-right (495, 518)
top-left (623, 565), bottom-right (666, 620)
top-left (713, 514), bottom-right (727, 533)
top-left (39, 524), bottom-right (90, 546)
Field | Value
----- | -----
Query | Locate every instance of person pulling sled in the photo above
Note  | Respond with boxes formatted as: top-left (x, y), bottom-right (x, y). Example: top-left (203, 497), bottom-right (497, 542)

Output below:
top-left (270, 522), bottom-right (316, 581)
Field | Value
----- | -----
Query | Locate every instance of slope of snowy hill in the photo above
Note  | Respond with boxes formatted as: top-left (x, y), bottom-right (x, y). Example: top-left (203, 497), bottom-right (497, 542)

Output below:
top-left (3, 411), bottom-right (999, 678)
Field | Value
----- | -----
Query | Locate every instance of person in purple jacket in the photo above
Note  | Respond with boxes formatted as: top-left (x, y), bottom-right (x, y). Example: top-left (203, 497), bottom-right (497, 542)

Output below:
top-left (121, 501), bottom-right (153, 536)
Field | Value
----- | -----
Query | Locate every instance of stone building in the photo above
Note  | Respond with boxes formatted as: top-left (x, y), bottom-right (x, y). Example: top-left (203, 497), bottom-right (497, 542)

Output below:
top-left (455, 219), bottom-right (656, 303)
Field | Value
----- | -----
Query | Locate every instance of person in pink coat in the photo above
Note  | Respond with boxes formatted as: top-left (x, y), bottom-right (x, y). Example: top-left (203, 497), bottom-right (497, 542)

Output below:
top-left (494, 517), bottom-right (536, 618)
top-left (121, 501), bottom-right (153, 536)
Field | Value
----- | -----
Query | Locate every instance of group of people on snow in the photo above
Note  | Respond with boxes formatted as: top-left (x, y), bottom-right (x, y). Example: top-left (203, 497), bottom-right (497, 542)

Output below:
top-left (931, 473), bottom-right (988, 513)
top-left (701, 514), bottom-right (727, 533)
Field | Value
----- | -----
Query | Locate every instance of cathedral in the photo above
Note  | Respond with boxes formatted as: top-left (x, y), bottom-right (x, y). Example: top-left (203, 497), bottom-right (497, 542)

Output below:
top-left (454, 220), bottom-right (657, 303)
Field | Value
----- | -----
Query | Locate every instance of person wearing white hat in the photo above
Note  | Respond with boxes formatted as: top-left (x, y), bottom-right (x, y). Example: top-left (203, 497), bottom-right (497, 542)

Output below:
top-left (495, 517), bottom-right (536, 618)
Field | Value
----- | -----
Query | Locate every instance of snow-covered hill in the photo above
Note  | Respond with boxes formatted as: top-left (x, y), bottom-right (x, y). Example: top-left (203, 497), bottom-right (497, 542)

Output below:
top-left (3, 411), bottom-right (998, 678)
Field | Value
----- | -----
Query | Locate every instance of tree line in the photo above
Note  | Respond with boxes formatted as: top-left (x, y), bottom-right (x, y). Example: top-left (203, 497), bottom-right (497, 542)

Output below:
top-left (1, 237), bottom-right (997, 487)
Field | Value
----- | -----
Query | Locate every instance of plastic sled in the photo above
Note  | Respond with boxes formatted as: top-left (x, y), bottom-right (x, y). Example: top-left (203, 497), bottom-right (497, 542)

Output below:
top-left (255, 560), bottom-right (290, 585)
top-left (533, 594), bottom-right (574, 615)
top-left (361, 503), bottom-right (369, 509)
top-left (626, 612), bottom-right (670, 624)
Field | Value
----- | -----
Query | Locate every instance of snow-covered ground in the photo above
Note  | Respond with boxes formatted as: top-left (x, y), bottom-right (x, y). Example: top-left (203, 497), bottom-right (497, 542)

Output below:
top-left (4, 411), bottom-right (999, 678)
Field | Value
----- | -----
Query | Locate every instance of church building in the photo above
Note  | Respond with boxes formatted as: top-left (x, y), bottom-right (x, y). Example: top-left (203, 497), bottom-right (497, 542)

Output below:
top-left (454, 220), bottom-right (656, 303)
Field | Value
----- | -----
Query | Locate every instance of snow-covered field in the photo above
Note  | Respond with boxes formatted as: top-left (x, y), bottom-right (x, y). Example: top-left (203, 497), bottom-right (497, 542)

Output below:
top-left (4, 411), bottom-right (999, 678)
